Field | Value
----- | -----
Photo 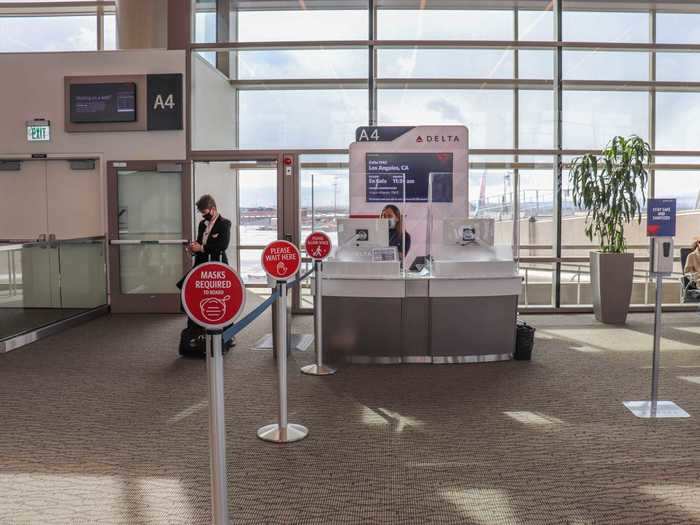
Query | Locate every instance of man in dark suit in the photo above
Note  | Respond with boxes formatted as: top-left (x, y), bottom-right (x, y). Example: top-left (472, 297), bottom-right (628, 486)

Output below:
top-left (189, 194), bottom-right (231, 265)
top-left (181, 194), bottom-right (234, 355)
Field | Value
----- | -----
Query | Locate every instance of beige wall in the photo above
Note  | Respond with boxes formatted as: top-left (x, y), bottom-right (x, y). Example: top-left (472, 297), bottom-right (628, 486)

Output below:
top-left (0, 50), bottom-right (187, 239)
top-left (192, 54), bottom-right (237, 151)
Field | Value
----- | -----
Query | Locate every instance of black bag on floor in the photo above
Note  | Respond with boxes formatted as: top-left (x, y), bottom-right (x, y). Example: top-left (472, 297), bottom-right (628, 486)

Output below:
top-left (179, 325), bottom-right (206, 358)
top-left (514, 320), bottom-right (535, 361)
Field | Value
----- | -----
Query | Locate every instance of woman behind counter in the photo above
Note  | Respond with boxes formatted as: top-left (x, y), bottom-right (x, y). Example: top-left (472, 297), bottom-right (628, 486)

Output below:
top-left (381, 204), bottom-right (411, 259)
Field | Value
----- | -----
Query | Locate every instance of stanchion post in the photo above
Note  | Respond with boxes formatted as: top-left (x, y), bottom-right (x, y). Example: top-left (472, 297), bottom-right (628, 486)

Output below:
top-left (650, 273), bottom-right (663, 417)
top-left (257, 281), bottom-right (309, 443)
top-left (624, 230), bottom-right (689, 419)
top-left (206, 331), bottom-right (229, 525)
top-left (301, 260), bottom-right (336, 376)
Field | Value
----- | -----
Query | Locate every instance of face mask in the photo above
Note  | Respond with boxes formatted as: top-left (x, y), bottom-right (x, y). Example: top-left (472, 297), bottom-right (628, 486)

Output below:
top-left (388, 218), bottom-right (397, 229)
top-left (202, 212), bottom-right (213, 222)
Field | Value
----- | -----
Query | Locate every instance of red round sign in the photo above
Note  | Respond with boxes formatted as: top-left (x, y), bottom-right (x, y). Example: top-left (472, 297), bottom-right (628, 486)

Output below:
top-left (181, 262), bottom-right (245, 330)
top-left (305, 232), bottom-right (332, 261)
top-left (261, 240), bottom-right (301, 281)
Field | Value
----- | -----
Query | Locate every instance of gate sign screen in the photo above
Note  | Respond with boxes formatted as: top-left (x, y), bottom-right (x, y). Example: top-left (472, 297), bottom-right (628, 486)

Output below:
top-left (366, 152), bottom-right (453, 203)
top-left (181, 262), bottom-right (245, 330)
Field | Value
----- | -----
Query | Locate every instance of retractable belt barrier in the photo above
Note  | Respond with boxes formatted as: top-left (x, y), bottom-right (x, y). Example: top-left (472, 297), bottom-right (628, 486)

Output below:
top-left (180, 237), bottom-right (334, 523)
top-left (221, 267), bottom-right (314, 344)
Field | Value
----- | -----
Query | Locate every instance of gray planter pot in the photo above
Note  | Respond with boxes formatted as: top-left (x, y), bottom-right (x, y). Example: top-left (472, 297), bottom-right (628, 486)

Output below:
top-left (590, 251), bottom-right (634, 324)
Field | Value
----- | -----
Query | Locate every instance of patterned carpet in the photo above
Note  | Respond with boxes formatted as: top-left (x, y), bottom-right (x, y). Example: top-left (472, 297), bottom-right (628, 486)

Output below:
top-left (1, 299), bottom-right (699, 524)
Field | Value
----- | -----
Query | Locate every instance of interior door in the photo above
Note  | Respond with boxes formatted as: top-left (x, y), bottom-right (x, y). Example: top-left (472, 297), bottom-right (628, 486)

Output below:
top-left (47, 160), bottom-right (102, 240)
top-left (0, 160), bottom-right (48, 241)
top-left (108, 161), bottom-right (192, 313)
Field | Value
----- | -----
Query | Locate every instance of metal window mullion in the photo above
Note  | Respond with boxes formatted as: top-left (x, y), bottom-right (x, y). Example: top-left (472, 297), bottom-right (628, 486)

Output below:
top-left (232, 5), bottom-right (240, 150)
top-left (553, 0), bottom-right (563, 309)
top-left (649, 9), bottom-right (657, 199)
top-left (369, 0), bottom-right (377, 125)
top-left (96, 3), bottom-right (103, 50)
top-left (513, 6), bottom-right (520, 264)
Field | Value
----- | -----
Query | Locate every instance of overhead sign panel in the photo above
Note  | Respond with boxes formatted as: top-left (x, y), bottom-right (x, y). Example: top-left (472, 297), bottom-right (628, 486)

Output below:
top-left (356, 126), bottom-right (415, 142)
top-left (147, 73), bottom-right (183, 131)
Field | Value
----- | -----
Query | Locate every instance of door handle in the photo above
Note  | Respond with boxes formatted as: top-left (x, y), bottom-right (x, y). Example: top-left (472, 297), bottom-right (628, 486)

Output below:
top-left (37, 233), bottom-right (47, 249)
top-left (48, 233), bottom-right (57, 249)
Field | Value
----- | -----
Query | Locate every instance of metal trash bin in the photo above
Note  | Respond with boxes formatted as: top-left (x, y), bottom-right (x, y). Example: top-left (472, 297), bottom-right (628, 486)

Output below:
top-left (514, 320), bottom-right (535, 361)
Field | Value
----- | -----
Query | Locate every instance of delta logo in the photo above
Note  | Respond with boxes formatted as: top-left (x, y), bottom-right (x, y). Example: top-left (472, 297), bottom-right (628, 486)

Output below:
top-left (415, 135), bottom-right (460, 144)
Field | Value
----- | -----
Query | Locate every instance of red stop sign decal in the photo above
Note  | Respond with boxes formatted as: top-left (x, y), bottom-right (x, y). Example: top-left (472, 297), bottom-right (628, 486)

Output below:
top-left (262, 240), bottom-right (301, 281)
top-left (181, 262), bottom-right (245, 330)
top-left (305, 232), bottom-right (332, 260)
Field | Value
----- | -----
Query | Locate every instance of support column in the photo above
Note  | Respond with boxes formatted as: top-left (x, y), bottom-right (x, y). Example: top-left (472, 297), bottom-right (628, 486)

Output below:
top-left (116, 0), bottom-right (168, 50)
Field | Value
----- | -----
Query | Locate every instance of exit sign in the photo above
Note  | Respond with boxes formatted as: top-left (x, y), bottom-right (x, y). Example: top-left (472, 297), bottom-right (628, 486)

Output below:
top-left (26, 120), bottom-right (51, 142)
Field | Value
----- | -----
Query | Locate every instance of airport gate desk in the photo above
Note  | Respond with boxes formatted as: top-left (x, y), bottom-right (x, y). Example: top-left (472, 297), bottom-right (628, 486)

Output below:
top-left (318, 125), bottom-right (522, 364)
top-left (320, 218), bottom-right (521, 364)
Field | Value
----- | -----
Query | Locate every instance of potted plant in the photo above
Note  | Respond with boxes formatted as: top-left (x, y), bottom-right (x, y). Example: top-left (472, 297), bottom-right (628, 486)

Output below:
top-left (569, 135), bottom-right (651, 324)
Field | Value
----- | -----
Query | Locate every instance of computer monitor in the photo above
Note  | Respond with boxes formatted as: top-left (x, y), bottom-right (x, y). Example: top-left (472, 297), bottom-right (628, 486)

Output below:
top-left (442, 218), bottom-right (495, 247)
top-left (337, 218), bottom-right (390, 249)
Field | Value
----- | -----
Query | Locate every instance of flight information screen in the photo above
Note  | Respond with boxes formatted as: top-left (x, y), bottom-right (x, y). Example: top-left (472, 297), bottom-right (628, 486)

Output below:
top-left (366, 152), bottom-right (453, 203)
top-left (69, 82), bottom-right (137, 123)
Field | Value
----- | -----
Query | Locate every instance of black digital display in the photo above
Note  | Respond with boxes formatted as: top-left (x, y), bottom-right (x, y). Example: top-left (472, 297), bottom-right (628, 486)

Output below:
top-left (69, 82), bottom-right (137, 123)
top-left (366, 152), bottom-right (453, 203)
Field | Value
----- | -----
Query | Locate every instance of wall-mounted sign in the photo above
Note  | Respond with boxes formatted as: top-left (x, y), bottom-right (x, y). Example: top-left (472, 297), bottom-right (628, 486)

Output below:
top-left (647, 198), bottom-right (676, 237)
top-left (147, 73), bottom-right (183, 131)
top-left (26, 120), bottom-right (50, 142)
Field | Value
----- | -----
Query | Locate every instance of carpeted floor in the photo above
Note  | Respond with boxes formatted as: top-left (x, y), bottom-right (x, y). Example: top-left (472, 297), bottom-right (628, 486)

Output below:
top-left (0, 296), bottom-right (699, 524)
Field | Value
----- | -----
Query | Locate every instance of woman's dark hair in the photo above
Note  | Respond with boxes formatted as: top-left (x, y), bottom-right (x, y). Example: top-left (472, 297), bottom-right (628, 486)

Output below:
top-left (196, 194), bottom-right (217, 212)
top-left (381, 204), bottom-right (403, 232)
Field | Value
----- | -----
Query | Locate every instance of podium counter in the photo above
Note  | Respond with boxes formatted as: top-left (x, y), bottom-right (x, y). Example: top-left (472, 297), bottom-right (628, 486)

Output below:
top-left (319, 272), bottom-right (521, 364)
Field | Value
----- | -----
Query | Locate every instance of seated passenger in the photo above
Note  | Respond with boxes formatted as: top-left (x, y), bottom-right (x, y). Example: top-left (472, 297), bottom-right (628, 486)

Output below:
top-left (684, 239), bottom-right (700, 286)
top-left (380, 204), bottom-right (411, 259)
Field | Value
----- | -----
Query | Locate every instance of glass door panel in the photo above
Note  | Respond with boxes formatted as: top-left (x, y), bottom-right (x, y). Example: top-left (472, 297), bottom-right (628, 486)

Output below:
top-left (298, 155), bottom-right (350, 310)
top-left (117, 168), bottom-right (184, 294)
top-left (239, 166), bottom-right (278, 286)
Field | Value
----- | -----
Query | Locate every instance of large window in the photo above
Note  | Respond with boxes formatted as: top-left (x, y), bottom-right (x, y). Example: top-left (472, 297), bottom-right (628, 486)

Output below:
top-left (0, 3), bottom-right (115, 52)
top-left (190, 2), bottom-right (700, 309)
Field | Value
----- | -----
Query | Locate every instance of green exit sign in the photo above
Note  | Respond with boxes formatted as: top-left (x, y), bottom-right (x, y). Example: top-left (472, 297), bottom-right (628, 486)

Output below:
top-left (26, 121), bottom-right (51, 142)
